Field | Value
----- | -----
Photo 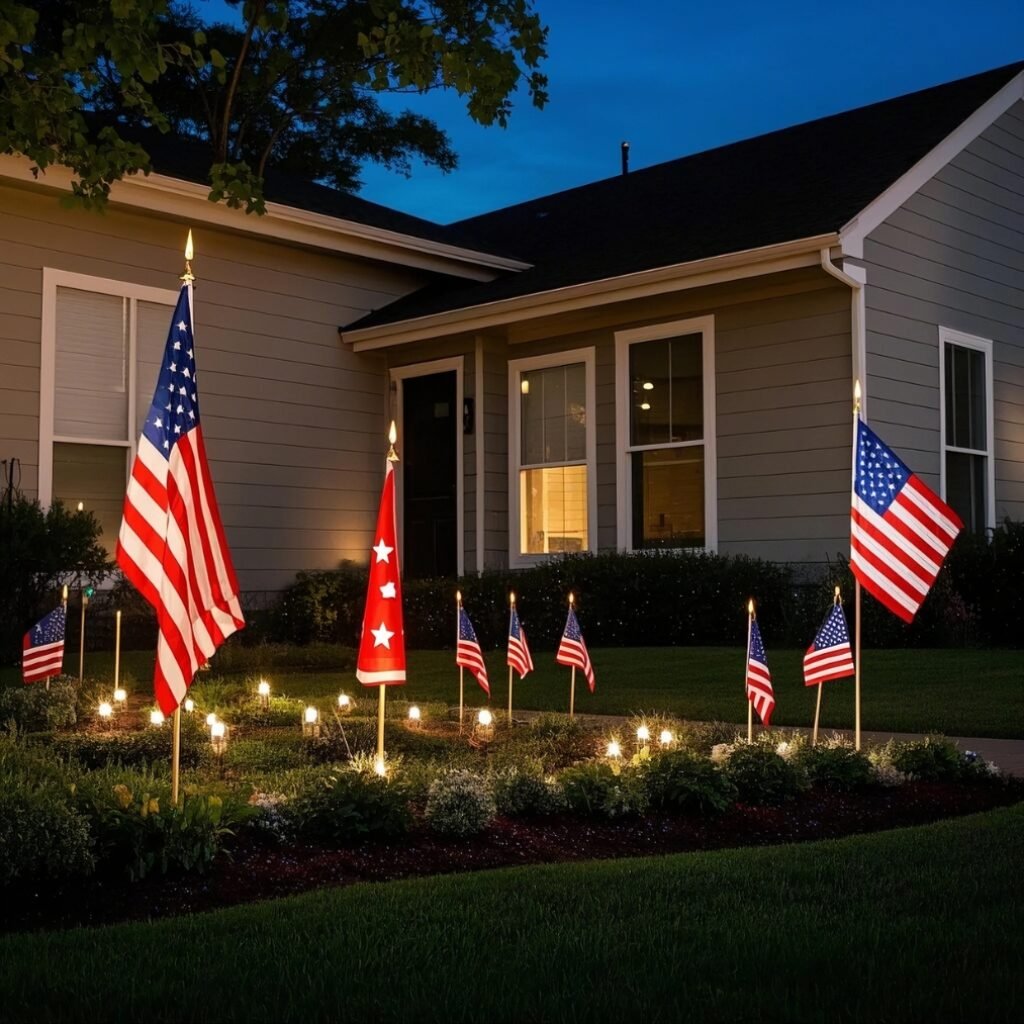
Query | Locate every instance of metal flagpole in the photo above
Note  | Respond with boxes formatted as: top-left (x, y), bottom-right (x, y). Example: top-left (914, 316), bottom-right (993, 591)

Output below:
top-left (78, 587), bottom-right (88, 684)
top-left (568, 592), bottom-right (576, 718)
top-left (376, 684), bottom-right (386, 765)
top-left (746, 599), bottom-right (754, 743)
top-left (57, 584), bottom-right (67, 692)
top-left (508, 592), bottom-right (516, 727)
top-left (852, 381), bottom-right (862, 751)
top-left (457, 590), bottom-right (464, 732)
top-left (114, 609), bottom-right (121, 692)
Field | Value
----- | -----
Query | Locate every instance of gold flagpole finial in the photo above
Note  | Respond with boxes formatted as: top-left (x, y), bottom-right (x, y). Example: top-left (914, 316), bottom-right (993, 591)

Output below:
top-left (747, 598), bottom-right (755, 618)
top-left (387, 420), bottom-right (399, 462)
top-left (510, 591), bottom-right (516, 606)
top-left (834, 585), bottom-right (841, 606)
top-left (182, 230), bottom-right (195, 283)
top-left (568, 591), bottom-right (575, 607)
top-left (456, 589), bottom-right (462, 606)
top-left (853, 379), bottom-right (862, 416)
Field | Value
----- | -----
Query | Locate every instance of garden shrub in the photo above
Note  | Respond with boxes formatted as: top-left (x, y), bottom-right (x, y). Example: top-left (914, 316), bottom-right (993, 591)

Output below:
top-left (559, 762), bottom-right (649, 819)
top-left (288, 768), bottom-right (410, 842)
top-left (0, 680), bottom-right (78, 731)
top-left (640, 749), bottom-right (736, 815)
top-left (424, 769), bottom-right (496, 836)
top-left (48, 715), bottom-right (209, 771)
top-left (490, 766), bottom-right (565, 817)
top-left (223, 737), bottom-right (307, 773)
top-left (231, 696), bottom-right (307, 728)
top-left (722, 743), bottom-right (809, 805)
top-left (880, 736), bottom-right (968, 782)
top-left (0, 788), bottom-right (95, 886)
top-left (209, 642), bottom-right (355, 675)
top-left (675, 720), bottom-right (743, 755)
top-left (521, 714), bottom-right (598, 771)
top-left (794, 740), bottom-right (874, 792)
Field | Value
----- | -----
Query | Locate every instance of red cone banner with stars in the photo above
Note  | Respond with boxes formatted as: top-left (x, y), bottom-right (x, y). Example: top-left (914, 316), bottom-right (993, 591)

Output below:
top-left (356, 459), bottom-right (406, 686)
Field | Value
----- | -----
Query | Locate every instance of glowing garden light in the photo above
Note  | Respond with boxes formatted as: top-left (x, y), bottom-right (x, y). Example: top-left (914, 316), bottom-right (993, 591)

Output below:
top-left (184, 697), bottom-right (195, 713)
top-left (113, 688), bottom-right (127, 707)
top-left (258, 678), bottom-right (270, 708)
top-left (606, 739), bottom-right (622, 759)
top-left (477, 708), bottom-right (493, 727)
top-left (210, 719), bottom-right (228, 758)
top-left (659, 729), bottom-right (674, 747)
top-left (374, 757), bottom-right (387, 777)
top-left (98, 701), bottom-right (113, 720)
top-left (636, 725), bottom-right (651, 744)
top-left (206, 712), bottom-right (218, 727)
top-left (304, 706), bottom-right (318, 724)
top-left (303, 705), bottom-right (321, 738)
top-left (337, 692), bottom-right (352, 712)
top-left (150, 709), bottom-right (165, 727)
top-left (408, 705), bottom-right (421, 722)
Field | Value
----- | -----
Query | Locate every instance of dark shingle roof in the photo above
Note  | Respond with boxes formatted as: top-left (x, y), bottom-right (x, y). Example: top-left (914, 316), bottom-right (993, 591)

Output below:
top-left (348, 61), bottom-right (1024, 331)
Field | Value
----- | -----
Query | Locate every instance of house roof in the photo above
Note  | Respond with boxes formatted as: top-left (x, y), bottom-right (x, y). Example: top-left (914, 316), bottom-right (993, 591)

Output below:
top-left (346, 60), bottom-right (1024, 332)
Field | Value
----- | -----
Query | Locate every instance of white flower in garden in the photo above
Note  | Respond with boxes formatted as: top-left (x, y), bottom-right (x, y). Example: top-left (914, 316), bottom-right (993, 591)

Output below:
top-left (710, 743), bottom-right (731, 764)
top-left (776, 741), bottom-right (791, 760)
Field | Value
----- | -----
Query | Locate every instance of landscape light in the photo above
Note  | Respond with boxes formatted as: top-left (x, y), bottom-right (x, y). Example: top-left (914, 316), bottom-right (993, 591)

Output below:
top-left (210, 719), bottom-right (228, 758)
top-left (184, 697), bottom-right (195, 712)
top-left (636, 725), bottom-right (650, 743)
top-left (150, 709), bottom-right (165, 727)
top-left (606, 740), bottom-right (622, 759)
top-left (98, 701), bottom-right (113, 719)
top-left (258, 679), bottom-right (270, 696)
top-left (113, 688), bottom-right (127, 706)
top-left (304, 706), bottom-right (318, 724)
top-left (337, 692), bottom-right (352, 712)
top-left (659, 729), bottom-right (674, 747)
top-left (374, 757), bottom-right (387, 777)
top-left (408, 705), bottom-right (421, 722)
top-left (477, 708), bottom-right (493, 727)
top-left (206, 712), bottom-right (218, 727)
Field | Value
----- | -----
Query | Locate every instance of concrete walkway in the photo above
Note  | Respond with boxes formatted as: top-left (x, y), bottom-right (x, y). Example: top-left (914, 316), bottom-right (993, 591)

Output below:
top-left (509, 709), bottom-right (1024, 776)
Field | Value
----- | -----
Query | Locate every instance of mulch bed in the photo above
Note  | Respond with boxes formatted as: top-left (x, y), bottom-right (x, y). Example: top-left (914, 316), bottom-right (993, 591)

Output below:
top-left (5, 782), bottom-right (1019, 935)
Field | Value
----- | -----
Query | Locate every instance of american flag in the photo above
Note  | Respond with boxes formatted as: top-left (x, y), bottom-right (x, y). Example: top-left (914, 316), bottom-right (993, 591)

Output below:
top-left (803, 604), bottom-right (855, 686)
top-left (851, 418), bottom-right (962, 623)
top-left (556, 606), bottom-right (595, 692)
top-left (22, 606), bottom-right (66, 684)
top-left (457, 605), bottom-right (489, 695)
top-left (507, 604), bottom-right (534, 679)
top-left (746, 618), bottom-right (775, 727)
top-left (117, 282), bottom-right (244, 714)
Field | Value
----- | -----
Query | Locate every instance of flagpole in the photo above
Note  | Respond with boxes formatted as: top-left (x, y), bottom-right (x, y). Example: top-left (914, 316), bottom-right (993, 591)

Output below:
top-left (746, 599), bottom-right (754, 743)
top-left (78, 587), bottom-right (88, 684)
top-left (457, 590), bottom-right (464, 732)
top-left (852, 380), bottom-right (862, 752)
top-left (114, 608), bottom-right (121, 692)
top-left (508, 592), bottom-right (516, 727)
top-left (374, 421), bottom-right (399, 771)
top-left (568, 592), bottom-right (577, 719)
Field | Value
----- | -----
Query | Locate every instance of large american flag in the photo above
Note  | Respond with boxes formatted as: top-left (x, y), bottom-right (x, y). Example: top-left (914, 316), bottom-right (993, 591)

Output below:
top-left (507, 604), bottom-right (534, 679)
top-left (803, 604), bottom-right (855, 686)
top-left (746, 618), bottom-right (775, 727)
top-left (556, 606), bottom-right (595, 692)
top-left (117, 282), bottom-right (244, 714)
top-left (457, 604), bottom-right (490, 695)
top-left (22, 606), bottom-right (66, 684)
top-left (851, 418), bottom-right (962, 623)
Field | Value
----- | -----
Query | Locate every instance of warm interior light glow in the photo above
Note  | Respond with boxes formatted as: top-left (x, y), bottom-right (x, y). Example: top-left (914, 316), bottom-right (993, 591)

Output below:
top-left (388, 420), bottom-right (397, 445)
top-left (636, 725), bottom-right (650, 743)
top-left (408, 705), bottom-right (421, 721)
top-left (113, 688), bottom-right (126, 704)
top-left (659, 729), bottom-right (673, 746)
top-left (98, 701), bottom-right (113, 719)
top-left (77, 501), bottom-right (84, 512)
top-left (477, 708), bottom-right (493, 727)
top-left (184, 229), bottom-right (194, 262)
top-left (150, 709), bottom-right (165, 726)
top-left (258, 680), bottom-right (270, 697)
top-left (520, 378), bottom-right (530, 395)
top-left (304, 706), bottom-right (318, 724)
top-left (642, 381), bottom-right (654, 391)
top-left (338, 693), bottom-right (351, 708)
top-left (606, 740), bottom-right (622, 758)
top-left (184, 698), bottom-right (195, 713)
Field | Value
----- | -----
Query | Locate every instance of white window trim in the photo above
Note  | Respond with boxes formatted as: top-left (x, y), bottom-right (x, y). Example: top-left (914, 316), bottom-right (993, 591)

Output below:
top-left (615, 315), bottom-right (717, 552)
top-left (508, 347), bottom-right (597, 568)
top-left (938, 325), bottom-right (995, 532)
top-left (389, 356), bottom-right (465, 577)
top-left (38, 268), bottom-right (179, 507)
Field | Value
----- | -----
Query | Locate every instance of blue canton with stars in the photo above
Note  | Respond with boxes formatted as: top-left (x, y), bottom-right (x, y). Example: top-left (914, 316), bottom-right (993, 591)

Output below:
top-left (855, 419), bottom-right (911, 515)
top-left (811, 604), bottom-right (850, 651)
top-left (141, 285), bottom-right (201, 461)
top-left (28, 606), bottom-right (66, 647)
top-left (458, 607), bottom-right (480, 643)
top-left (509, 607), bottom-right (525, 641)
top-left (563, 607), bottom-right (584, 642)
top-left (749, 619), bottom-right (768, 666)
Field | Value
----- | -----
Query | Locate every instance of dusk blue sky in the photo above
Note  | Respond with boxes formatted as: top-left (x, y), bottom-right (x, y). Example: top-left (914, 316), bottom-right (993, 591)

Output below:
top-left (207, 1), bottom-right (1024, 224)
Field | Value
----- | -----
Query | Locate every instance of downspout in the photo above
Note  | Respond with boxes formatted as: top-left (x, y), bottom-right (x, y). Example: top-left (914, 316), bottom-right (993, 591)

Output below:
top-left (820, 247), bottom-right (867, 415)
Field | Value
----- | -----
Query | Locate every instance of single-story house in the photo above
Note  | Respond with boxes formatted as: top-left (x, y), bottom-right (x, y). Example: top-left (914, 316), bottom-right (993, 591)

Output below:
top-left (2, 61), bottom-right (1022, 597)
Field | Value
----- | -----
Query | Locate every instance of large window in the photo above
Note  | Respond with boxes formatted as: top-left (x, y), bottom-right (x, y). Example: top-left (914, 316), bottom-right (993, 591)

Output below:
top-left (940, 327), bottom-right (994, 534)
top-left (616, 316), bottom-right (716, 551)
top-left (40, 270), bottom-right (177, 553)
top-left (509, 349), bottom-right (595, 565)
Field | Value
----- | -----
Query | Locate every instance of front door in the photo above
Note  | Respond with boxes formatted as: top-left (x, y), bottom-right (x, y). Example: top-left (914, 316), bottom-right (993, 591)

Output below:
top-left (401, 371), bottom-right (458, 579)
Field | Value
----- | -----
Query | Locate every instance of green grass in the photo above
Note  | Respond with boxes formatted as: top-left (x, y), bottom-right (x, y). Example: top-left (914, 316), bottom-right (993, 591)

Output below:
top-left (5, 644), bottom-right (1021, 737)
top-left (1, 803), bottom-right (1020, 1022)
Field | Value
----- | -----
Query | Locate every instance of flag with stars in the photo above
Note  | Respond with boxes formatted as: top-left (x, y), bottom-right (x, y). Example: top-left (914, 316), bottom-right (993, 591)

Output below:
top-left (457, 604), bottom-right (489, 695)
top-left (556, 606), bottom-right (595, 692)
top-left (746, 618), bottom-right (775, 727)
top-left (117, 282), bottom-right (244, 714)
top-left (803, 603), bottom-right (855, 686)
top-left (507, 604), bottom-right (534, 680)
top-left (22, 606), bottom-right (66, 684)
top-left (356, 459), bottom-right (406, 685)
top-left (851, 418), bottom-right (962, 623)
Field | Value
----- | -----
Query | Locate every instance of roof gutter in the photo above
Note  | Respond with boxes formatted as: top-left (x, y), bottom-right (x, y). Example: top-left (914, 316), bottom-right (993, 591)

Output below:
top-left (344, 232), bottom-right (840, 351)
top-left (820, 247), bottom-right (867, 415)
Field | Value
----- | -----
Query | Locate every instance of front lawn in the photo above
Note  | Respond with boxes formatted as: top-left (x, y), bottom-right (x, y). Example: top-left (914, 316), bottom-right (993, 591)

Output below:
top-left (2, 804), bottom-right (1021, 1023)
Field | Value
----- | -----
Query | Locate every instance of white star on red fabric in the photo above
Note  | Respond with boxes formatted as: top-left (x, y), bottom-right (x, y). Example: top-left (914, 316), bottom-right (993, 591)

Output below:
top-left (372, 539), bottom-right (393, 563)
top-left (380, 581), bottom-right (397, 599)
top-left (371, 622), bottom-right (395, 648)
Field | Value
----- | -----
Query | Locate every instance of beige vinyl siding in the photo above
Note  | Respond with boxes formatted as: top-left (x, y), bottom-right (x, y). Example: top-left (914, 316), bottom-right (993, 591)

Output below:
top-left (863, 100), bottom-right (1024, 518)
top-left (0, 181), bottom-right (430, 592)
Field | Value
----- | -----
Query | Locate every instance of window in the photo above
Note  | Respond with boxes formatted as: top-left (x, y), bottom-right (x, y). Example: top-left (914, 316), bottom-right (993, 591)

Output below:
top-left (940, 327), bottom-right (994, 534)
top-left (616, 316), bottom-right (716, 551)
top-left (39, 270), bottom-right (178, 554)
top-left (509, 349), bottom-right (596, 565)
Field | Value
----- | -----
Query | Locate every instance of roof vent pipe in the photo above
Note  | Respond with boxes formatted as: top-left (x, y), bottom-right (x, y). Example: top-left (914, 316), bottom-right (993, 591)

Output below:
top-left (621, 141), bottom-right (630, 176)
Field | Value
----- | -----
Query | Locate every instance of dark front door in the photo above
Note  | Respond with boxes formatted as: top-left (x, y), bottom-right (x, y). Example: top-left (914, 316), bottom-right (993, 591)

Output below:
top-left (402, 371), bottom-right (458, 579)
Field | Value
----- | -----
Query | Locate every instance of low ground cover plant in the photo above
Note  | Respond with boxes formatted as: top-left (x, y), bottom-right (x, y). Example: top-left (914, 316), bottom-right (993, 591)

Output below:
top-left (425, 769), bottom-right (497, 836)
top-left (640, 749), bottom-right (737, 814)
top-left (287, 767), bottom-right (411, 843)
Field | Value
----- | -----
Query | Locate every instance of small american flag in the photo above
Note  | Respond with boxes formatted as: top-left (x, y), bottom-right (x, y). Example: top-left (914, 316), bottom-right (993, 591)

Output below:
top-left (22, 606), bottom-right (66, 684)
top-left (117, 282), bottom-right (244, 714)
top-left (557, 606), bottom-right (595, 692)
top-left (851, 418), bottom-right (962, 623)
top-left (746, 618), bottom-right (775, 727)
top-left (457, 605), bottom-right (489, 695)
top-left (507, 605), bottom-right (534, 679)
top-left (803, 604), bottom-right (855, 686)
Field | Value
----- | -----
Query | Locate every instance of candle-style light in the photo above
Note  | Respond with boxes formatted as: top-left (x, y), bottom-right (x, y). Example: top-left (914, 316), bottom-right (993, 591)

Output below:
top-left (98, 701), bottom-right (113, 720)
top-left (150, 709), bottom-right (165, 727)
top-left (184, 697), bottom-right (195, 713)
